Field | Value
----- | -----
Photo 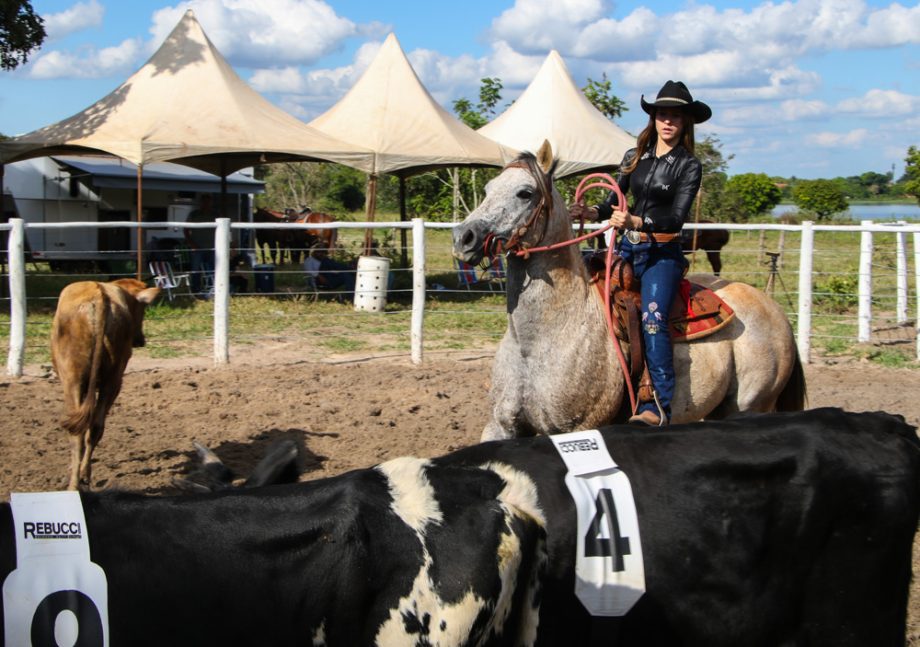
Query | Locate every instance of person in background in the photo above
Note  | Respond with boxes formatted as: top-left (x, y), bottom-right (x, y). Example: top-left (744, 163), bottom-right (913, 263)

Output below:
top-left (569, 80), bottom-right (711, 427)
top-left (304, 244), bottom-right (356, 296)
top-left (185, 194), bottom-right (217, 297)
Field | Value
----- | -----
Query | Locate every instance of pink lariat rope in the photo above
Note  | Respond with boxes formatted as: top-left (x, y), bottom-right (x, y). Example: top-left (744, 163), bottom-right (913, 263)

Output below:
top-left (573, 173), bottom-right (637, 415)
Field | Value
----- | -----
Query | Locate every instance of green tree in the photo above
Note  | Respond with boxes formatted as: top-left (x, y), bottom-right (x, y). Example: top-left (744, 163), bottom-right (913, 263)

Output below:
top-left (1, 0), bottom-right (45, 70)
top-left (722, 173), bottom-right (782, 221)
top-left (257, 162), bottom-right (367, 213)
top-left (582, 73), bottom-right (627, 120)
top-left (903, 146), bottom-right (920, 206)
top-left (452, 77), bottom-right (503, 129)
top-left (792, 179), bottom-right (848, 219)
top-left (695, 135), bottom-right (732, 221)
top-left (858, 171), bottom-right (891, 196)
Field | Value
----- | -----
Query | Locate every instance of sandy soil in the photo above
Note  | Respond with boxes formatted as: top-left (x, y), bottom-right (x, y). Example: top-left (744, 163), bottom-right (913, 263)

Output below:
top-left (2, 346), bottom-right (919, 638)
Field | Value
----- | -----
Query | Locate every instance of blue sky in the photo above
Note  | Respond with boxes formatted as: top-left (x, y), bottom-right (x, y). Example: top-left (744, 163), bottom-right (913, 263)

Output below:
top-left (2, 0), bottom-right (918, 179)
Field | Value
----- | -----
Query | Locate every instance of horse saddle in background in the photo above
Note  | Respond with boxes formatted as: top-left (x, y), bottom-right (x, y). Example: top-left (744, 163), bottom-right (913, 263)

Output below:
top-left (586, 252), bottom-right (735, 389)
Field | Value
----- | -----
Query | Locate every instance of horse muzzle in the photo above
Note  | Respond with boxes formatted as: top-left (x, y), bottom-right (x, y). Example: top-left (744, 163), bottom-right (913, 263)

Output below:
top-left (452, 220), bottom-right (491, 265)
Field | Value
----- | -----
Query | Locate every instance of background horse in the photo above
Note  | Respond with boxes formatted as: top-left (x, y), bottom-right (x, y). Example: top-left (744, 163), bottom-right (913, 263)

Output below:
top-left (682, 221), bottom-right (730, 275)
top-left (286, 209), bottom-right (338, 266)
top-left (452, 142), bottom-right (804, 441)
top-left (253, 207), bottom-right (289, 265)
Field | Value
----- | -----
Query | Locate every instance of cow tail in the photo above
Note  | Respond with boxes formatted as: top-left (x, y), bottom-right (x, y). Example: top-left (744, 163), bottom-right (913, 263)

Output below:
top-left (62, 287), bottom-right (108, 434)
top-left (775, 345), bottom-right (807, 411)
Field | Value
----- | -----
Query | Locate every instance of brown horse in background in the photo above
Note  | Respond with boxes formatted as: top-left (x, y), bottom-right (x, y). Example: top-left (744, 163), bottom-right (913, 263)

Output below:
top-left (253, 207), bottom-right (290, 265)
top-left (252, 207), bottom-right (339, 265)
top-left (681, 221), bottom-right (730, 276)
top-left (287, 209), bottom-right (339, 265)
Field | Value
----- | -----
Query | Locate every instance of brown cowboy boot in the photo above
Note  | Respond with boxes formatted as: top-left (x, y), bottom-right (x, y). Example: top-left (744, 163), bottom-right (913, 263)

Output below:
top-left (629, 376), bottom-right (669, 426)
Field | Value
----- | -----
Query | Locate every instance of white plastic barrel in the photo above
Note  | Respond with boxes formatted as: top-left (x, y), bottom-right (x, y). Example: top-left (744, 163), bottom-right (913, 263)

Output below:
top-left (353, 255), bottom-right (390, 312)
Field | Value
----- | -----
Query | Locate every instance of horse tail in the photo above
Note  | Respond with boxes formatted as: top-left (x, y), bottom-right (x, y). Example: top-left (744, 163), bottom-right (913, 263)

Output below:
top-left (775, 345), bottom-right (807, 411)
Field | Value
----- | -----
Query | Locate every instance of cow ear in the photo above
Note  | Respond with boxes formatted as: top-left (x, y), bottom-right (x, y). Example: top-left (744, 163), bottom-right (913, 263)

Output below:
top-left (137, 287), bottom-right (161, 304)
top-left (536, 140), bottom-right (554, 174)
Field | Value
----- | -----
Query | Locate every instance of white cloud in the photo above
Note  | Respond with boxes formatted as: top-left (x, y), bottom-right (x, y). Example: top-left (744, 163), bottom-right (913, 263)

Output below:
top-left (837, 89), bottom-right (919, 117)
top-left (807, 129), bottom-right (871, 148)
top-left (779, 99), bottom-right (830, 121)
top-left (150, 0), bottom-right (361, 68)
top-left (28, 39), bottom-right (141, 79)
top-left (42, 0), bottom-right (105, 40)
top-left (571, 8), bottom-right (658, 60)
top-left (249, 67), bottom-right (308, 94)
top-left (484, 41), bottom-right (544, 87)
top-left (489, 0), bottom-right (611, 54)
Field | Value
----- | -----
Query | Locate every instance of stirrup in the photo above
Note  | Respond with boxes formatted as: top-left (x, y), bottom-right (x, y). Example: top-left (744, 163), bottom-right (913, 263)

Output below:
top-left (629, 391), bottom-right (669, 427)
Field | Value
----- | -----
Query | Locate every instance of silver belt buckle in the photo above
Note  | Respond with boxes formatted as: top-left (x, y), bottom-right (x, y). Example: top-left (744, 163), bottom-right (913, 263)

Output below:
top-left (625, 230), bottom-right (642, 245)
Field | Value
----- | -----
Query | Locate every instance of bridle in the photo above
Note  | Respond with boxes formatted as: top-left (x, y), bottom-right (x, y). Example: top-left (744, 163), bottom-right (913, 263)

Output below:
top-left (482, 157), bottom-right (554, 258)
top-left (484, 158), bottom-right (622, 259)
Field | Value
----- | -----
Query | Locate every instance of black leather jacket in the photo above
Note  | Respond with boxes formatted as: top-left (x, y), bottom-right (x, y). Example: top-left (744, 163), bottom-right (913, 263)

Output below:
top-left (596, 145), bottom-right (702, 234)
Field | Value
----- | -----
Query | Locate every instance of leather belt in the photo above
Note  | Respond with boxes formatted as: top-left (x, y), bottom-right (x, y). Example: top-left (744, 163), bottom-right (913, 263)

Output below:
top-left (623, 231), bottom-right (681, 244)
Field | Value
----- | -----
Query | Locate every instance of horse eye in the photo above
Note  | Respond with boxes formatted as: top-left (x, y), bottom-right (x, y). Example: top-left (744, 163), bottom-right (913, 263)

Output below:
top-left (517, 188), bottom-right (534, 200)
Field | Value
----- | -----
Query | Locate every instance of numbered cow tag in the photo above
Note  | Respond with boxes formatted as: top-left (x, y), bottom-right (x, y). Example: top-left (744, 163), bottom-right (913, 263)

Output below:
top-left (3, 491), bottom-right (109, 647)
top-left (551, 430), bottom-right (645, 616)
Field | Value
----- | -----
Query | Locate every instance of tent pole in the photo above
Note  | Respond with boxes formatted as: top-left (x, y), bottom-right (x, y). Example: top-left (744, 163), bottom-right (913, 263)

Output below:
top-left (136, 165), bottom-right (143, 279)
top-left (364, 174), bottom-right (377, 256)
top-left (220, 159), bottom-right (228, 219)
top-left (399, 175), bottom-right (408, 267)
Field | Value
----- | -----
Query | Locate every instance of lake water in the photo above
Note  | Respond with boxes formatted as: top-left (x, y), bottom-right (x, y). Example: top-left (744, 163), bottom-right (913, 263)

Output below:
top-left (772, 203), bottom-right (920, 221)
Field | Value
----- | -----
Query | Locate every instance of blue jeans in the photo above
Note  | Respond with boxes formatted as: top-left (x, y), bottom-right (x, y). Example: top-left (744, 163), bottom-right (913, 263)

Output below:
top-left (618, 240), bottom-right (686, 418)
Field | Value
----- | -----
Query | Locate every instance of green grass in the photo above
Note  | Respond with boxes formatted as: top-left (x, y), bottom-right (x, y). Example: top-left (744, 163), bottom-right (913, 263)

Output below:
top-left (2, 220), bottom-right (917, 369)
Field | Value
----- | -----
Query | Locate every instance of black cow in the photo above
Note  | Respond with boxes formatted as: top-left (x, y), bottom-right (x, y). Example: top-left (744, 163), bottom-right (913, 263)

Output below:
top-left (0, 408), bottom-right (916, 646)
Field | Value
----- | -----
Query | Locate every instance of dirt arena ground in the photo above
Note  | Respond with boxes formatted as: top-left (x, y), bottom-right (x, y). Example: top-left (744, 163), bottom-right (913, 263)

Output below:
top-left (2, 345), bottom-right (920, 639)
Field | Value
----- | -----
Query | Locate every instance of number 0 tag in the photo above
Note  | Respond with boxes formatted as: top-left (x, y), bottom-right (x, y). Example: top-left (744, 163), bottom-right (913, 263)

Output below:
top-left (3, 492), bottom-right (109, 647)
top-left (551, 430), bottom-right (645, 616)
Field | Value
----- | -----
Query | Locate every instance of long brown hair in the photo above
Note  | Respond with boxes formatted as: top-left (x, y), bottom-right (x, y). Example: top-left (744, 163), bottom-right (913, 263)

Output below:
top-left (623, 109), bottom-right (696, 174)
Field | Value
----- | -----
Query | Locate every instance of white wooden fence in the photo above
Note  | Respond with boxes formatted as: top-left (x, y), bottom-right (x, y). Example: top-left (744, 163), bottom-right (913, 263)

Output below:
top-left (4, 217), bottom-right (920, 377)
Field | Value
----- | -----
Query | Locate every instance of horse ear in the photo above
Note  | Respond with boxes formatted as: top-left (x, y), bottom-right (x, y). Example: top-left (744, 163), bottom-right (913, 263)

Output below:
top-left (536, 140), bottom-right (554, 174)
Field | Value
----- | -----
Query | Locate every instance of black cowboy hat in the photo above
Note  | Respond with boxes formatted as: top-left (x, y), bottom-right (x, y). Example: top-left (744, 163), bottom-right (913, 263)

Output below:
top-left (641, 80), bottom-right (712, 124)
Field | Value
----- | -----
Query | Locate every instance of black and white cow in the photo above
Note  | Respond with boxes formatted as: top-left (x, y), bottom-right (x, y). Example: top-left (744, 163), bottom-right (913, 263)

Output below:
top-left (0, 408), bottom-right (917, 646)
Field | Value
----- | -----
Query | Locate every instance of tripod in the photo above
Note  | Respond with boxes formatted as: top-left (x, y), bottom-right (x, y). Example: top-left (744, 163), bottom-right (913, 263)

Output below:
top-left (764, 251), bottom-right (794, 308)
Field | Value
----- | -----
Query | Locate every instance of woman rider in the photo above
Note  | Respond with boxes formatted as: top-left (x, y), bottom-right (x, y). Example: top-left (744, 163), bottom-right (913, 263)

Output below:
top-left (570, 80), bottom-right (711, 426)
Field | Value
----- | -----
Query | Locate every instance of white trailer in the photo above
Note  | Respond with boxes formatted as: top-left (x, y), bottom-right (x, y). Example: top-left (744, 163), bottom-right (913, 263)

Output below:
top-left (1, 155), bottom-right (263, 270)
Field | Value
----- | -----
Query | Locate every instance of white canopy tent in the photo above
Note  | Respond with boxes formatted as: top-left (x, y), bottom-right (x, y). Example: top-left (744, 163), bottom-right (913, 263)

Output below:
top-left (309, 33), bottom-right (516, 253)
top-left (0, 10), bottom-right (374, 273)
top-left (479, 50), bottom-right (635, 179)
top-left (310, 33), bottom-right (514, 177)
top-left (0, 10), bottom-right (374, 176)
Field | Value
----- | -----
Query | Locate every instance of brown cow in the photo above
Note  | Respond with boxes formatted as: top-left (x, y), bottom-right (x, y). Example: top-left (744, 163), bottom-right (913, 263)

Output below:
top-left (50, 279), bottom-right (161, 489)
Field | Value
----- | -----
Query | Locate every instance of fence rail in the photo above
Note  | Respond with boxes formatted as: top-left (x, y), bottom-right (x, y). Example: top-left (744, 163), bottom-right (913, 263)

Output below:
top-left (4, 217), bottom-right (920, 376)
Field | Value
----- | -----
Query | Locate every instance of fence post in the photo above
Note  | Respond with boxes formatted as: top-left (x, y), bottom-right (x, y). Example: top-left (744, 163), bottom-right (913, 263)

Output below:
top-left (213, 218), bottom-right (230, 366)
top-left (858, 220), bottom-right (873, 343)
top-left (796, 221), bottom-right (814, 363)
top-left (895, 221), bottom-right (908, 325)
top-left (411, 218), bottom-right (426, 365)
top-left (6, 218), bottom-right (25, 377)
top-left (914, 232), bottom-right (920, 361)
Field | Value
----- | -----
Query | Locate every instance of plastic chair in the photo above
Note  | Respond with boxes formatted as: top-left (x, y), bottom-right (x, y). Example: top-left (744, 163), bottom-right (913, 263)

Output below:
top-left (149, 260), bottom-right (191, 301)
top-left (485, 255), bottom-right (506, 292)
top-left (456, 257), bottom-right (506, 293)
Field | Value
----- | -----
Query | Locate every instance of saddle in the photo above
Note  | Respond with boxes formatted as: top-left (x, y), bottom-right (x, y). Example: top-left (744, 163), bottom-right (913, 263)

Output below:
top-left (587, 252), bottom-right (735, 405)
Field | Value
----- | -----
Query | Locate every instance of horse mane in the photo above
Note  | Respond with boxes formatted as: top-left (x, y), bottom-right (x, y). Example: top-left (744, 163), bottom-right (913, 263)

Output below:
top-left (509, 151), bottom-right (559, 180)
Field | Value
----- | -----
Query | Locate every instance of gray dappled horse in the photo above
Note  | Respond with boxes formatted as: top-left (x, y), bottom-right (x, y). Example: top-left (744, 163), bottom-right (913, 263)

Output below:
top-left (452, 142), bottom-right (805, 441)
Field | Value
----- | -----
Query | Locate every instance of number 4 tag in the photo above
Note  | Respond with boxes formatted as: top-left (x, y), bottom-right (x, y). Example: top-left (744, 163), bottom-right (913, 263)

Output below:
top-left (551, 431), bottom-right (645, 616)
